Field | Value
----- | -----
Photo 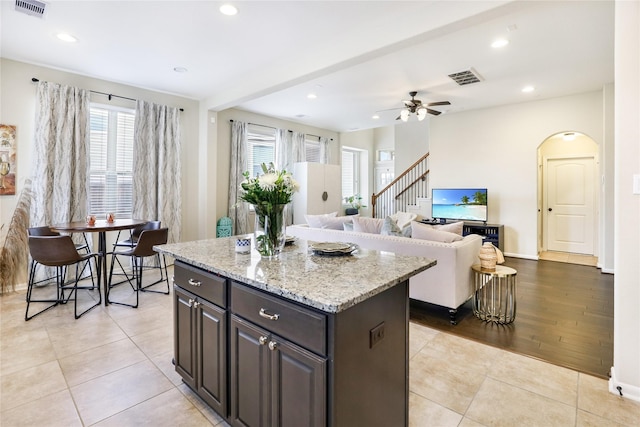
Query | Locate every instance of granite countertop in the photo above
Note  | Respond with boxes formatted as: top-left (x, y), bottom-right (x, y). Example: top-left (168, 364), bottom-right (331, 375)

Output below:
top-left (155, 236), bottom-right (436, 313)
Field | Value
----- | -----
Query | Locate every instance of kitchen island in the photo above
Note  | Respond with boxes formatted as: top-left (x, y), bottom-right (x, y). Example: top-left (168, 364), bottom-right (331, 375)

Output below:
top-left (155, 236), bottom-right (436, 427)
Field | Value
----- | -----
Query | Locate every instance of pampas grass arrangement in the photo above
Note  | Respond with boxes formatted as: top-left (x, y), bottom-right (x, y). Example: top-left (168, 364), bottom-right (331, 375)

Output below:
top-left (0, 179), bottom-right (31, 294)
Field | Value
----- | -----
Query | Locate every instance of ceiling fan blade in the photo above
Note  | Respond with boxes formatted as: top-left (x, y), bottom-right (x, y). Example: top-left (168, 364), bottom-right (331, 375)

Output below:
top-left (427, 101), bottom-right (451, 106)
top-left (426, 108), bottom-right (442, 116)
top-left (377, 107), bottom-right (403, 112)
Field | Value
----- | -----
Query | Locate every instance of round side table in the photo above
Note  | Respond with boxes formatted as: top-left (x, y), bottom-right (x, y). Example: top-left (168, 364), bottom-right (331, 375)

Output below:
top-left (471, 264), bottom-right (517, 324)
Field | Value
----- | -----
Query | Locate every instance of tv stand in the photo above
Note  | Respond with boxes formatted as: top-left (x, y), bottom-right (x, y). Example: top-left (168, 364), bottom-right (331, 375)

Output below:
top-left (463, 222), bottom-right (504, 251)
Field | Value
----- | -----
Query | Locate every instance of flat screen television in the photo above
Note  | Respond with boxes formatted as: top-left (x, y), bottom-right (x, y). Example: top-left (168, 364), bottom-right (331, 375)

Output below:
top-left (431, 188), bottom-right (488, 222)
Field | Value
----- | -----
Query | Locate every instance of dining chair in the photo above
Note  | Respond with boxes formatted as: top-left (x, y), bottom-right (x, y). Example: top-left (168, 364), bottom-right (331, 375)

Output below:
top-left (25, 235), bottom-right (100, 320)
top-left (107, 227), bottom-right (170, 308)
top-left (27, 226), bottom-right (95, 290)
top-left (112, 220), bottom-right (166, 281)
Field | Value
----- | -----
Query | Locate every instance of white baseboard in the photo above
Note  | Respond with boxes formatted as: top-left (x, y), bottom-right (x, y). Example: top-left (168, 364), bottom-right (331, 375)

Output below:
top-left (609, 367), bottom-right (640, 402)
top-left (503, 252), bottom-right (538, 260)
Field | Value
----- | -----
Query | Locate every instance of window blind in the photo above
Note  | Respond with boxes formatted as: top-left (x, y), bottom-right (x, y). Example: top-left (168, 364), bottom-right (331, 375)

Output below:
top-left (89, 105), bottom-right (135, 218)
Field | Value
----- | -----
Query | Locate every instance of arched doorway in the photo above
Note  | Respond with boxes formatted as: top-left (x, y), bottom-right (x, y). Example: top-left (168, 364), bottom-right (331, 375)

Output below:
top-left (538, 132), bottom-right (599, 265)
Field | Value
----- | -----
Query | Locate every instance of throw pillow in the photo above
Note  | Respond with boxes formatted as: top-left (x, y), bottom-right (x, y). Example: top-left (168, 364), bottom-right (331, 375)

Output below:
top-left (381, 216), bottom-right (403, 236)
top-left (352, 216), bottom-right (385, 234)
top-left (343, 221), bottom-right (354, 231)
top-left (305, 212), bottom-right (337, 228)
top-left (435, 220), bottom-right (464, 236)
top-left (389, 211), bottom-right (418, 229)
top-left (411, 221), bottom-right (463, 243)
top-left (317, 215), bottom-right (358, 230)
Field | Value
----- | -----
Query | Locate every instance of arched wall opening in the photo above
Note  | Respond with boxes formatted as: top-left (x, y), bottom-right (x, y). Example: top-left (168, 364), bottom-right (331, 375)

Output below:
top-left (537, 131), bottom-right (599, 262)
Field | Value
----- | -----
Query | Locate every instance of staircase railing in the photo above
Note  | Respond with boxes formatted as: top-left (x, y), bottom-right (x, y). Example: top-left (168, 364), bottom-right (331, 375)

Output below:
top-left (371, 152), bottom-right (430, 218)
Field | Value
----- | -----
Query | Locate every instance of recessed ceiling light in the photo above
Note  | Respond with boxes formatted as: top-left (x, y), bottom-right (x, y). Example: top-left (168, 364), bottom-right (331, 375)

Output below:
top-left (57, 33), bottom-right (77, 43)
top-left (372, 114), bottom-right (380, 120)
top-left (295, 114), bottom-right (307, 118)
top-left (173, 67), bottom-right (188, 73)
top-left (563, 132), bottom-right (576, 141)
top-left (522, 85), bottom-right (535, 93)
top-left (491, 39), bottom-right (509, 48)
top-left (220, 4), bottom-right (238, 16)
top-left (307, 93), bottom-right (317, 99)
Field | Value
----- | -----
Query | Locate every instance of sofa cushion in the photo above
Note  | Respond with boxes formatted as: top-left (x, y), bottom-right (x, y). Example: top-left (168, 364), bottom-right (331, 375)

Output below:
top-left (304, 212), bottom-right (337, 228)
top-left (435, 221), bottom-right (464, 236)
top-left (411, 221), bottom-right (463, 243)
top-left (389, 211), bottom-right (418, 229)
top-left (381, 216), bottom-right (412, 238)
top-left (381, 216), bottom-right (402, 236)
top-left (352, 216), bottom-right (385, 234)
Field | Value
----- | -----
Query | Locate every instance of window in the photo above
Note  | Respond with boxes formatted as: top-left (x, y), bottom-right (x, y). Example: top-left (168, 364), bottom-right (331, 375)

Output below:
top-left (246, 127), bottom-right (325, 174)
top-left (342, 148), bottom-right (361, 199)
top-left (89, 105), bottom-right (135, 218)
top-left (305, 136), bottom-right (321, 163)
top-left (247, 124), bottom-right (276, 177)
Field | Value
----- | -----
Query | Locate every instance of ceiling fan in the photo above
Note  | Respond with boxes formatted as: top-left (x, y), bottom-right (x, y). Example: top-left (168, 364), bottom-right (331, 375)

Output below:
top-left (391, 91), bottom-right (451, 121)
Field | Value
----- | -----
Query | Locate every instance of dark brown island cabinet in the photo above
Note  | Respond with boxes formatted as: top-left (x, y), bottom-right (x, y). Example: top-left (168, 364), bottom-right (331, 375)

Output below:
top-left (172, 260), bottom-right (411, 427)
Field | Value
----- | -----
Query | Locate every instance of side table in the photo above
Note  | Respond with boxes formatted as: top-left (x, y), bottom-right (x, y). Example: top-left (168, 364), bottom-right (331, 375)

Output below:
top-left (471, 264), bottom-right (517, 324)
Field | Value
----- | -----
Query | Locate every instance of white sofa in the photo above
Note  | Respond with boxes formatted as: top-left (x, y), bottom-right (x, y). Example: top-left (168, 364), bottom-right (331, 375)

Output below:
top-left (287, 223), bottom-right (483, 324)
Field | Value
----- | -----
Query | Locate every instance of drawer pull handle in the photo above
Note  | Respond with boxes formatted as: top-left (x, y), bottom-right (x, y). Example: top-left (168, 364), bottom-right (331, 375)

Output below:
top-left (193, 301), bottom-right (200, 309)
top-left (188, 278), bottom-right (201, 287)
top-left (188, 298), bottom-right (194, 308)
top-left (259, 308), bottom-right (280, 321)
top-left (259, 336), bottom-right (268, 345)
top-left (268, 340), bottom-right (278, 351)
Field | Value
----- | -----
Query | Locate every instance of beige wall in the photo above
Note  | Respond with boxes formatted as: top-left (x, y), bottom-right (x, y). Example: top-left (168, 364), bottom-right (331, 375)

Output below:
top-left (0, 58), bottom-right (201, 243)
top-left (428, 90), bottom-right (610, 259)
top-left (612, 0), bottom-right (640, 401)
top-left (213, 108), bottom-right (341, 229)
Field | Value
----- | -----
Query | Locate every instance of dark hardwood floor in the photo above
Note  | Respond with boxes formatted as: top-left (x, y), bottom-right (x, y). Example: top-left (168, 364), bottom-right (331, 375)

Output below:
top-left (410, 257), bottom-right (614, 379)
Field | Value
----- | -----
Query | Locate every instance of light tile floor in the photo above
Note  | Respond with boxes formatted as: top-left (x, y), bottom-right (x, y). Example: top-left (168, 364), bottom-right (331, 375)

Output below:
top-left (2, 267), bottom-right (639, 426)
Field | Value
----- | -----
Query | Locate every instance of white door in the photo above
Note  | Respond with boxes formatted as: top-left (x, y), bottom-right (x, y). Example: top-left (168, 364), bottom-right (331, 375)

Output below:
top-left (544, 157), bottom-right (595, 254)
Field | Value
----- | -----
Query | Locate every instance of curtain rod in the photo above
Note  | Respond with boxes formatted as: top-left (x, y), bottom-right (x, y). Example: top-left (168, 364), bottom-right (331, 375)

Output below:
top-left (31, 78), bottom-right (184, 112)
top-left (229, 119), bottom-right (333, 141)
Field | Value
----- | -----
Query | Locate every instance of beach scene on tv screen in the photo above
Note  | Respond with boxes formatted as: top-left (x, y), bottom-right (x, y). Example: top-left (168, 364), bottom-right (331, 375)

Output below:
top-left (432, 189), bottom-right (487, 221)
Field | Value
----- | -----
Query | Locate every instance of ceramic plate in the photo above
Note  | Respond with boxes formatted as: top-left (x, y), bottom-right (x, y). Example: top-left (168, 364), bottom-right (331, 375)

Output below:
top-left (310, 242), bottom-right (357, 256)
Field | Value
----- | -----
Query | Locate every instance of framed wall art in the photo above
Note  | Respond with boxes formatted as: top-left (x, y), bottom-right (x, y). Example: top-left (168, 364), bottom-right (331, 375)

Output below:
top-left (0, 124), bottom-right (16, 196)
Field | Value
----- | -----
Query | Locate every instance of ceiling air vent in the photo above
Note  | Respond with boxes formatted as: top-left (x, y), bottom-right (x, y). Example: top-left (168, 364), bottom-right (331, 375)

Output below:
top-left (15, 0), bottom-right (47, 18)
top-left (448, 68), bottom-right (483, 86)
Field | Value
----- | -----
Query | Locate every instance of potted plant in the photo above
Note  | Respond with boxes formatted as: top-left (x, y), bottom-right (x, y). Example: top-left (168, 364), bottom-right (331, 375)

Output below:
top-left (344, 194), bottom-right (365, 215)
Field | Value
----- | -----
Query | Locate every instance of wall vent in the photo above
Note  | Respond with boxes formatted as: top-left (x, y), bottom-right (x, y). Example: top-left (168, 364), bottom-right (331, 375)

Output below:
top-left (448, 68), bottom-right (484, 86)
top-left (15, 0), bottom-right (47, 18)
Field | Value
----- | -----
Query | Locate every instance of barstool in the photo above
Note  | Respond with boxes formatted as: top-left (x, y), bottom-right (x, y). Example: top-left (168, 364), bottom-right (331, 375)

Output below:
top-left (107, 227), bottom-right (170, 308)
top-left (25, 235), bottom-right (99, 320)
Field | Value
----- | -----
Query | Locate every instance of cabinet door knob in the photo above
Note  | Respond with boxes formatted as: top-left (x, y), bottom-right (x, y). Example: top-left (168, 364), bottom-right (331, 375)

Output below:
top-left (268, 340), bottom-right (278, 351)
top-left (259, 336), bottom-right (268, 345)
top-left (259, 308), bottom-right (280, 321)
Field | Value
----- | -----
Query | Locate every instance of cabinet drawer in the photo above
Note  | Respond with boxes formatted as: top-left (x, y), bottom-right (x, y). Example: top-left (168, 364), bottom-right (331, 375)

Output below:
top-left (231, 282), bottom-right (327, 356)
top-left (174, 261), bottom-right (226, 308)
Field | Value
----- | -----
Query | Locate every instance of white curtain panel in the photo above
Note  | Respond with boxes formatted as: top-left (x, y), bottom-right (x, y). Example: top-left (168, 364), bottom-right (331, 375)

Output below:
top-left (276, 128), bottom-right (291, 172)
top-left (133, 100), bottom-right (182, 244)
top-left (319, 136), bottom-right (330, 164)
top-left (229, 120), bottom-right (249, 234)
top-left (292, 132), bottom-right (306, 164)
top-left (31, 81), bottom-right (90, 229)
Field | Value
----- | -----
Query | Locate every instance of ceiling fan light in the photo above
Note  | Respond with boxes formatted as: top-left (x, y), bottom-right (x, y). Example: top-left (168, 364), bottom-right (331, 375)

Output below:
top-left (400, 109), bottom-right (409, 122)
top-left (417, 107), bottom-right (427, 121)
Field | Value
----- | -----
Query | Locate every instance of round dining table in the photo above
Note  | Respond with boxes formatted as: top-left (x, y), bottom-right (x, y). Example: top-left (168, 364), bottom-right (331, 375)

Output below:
top-left (51, 218), bottom-right (148, 305)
